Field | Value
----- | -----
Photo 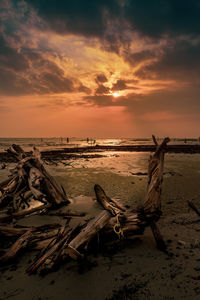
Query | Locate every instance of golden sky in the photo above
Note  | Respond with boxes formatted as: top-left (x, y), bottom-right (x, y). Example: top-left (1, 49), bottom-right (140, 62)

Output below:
top-left (1, 0), bottom-right (200, 137)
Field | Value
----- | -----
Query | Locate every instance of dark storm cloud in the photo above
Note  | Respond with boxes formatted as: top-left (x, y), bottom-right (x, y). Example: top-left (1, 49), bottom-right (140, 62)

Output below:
top-left (23, 0), bottom-right (121, 38)
top-left (0, 68), bottom-right (32, 96)
top-left (23, 0), bottom-right (200, 39)
top-left (0, 33), bottom-right (77, 95)
top-left (78, 84), bottom-right (91, 94)
top-left (124, 0), bottom-right (200, 38)
top-left (21, 0), bottom-right (200, 83)
top-left (135, 40), bottom-right (200, 82)
top-left (0, 38), bottom-right (78, 96)
top-left (95, 84), bottom-right (110, 95)
top-left (112, 79), bottom-right (127, 91)
top-left (0, 29), bottom-right (84, 96)
top-left (28, 57), bottom-right (79, 94)
top-left (37, 73), bottom-right (75, 94)
top-left (0, 35), bottom-right (29, 72)
top-left (96, 74), bottom-right (108, 83)
top-left (0, 1), bottom-right (88, 96)
top-left (125, 49), bottom-right (157, 67)
top-left (0, 34), bottom-right (32, 95)
top-left (1, 0), bottom-right (200, 101)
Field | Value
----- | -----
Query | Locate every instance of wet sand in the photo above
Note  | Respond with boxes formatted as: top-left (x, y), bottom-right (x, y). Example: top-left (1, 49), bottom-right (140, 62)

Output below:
top-left (1, 143), bottom-right (200, 163)
top-left (0, 152), bottom-right (200, 299)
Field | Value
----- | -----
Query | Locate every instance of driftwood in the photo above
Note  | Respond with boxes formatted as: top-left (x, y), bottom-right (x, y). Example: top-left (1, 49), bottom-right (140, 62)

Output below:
top-left (27, 223), bottom-right (71, 274)
top-left (0, 223), bottom-right (61, 237)
top-left (65, 210), bottom-right (111, 260)
top-left (48, 210), bottom-right (86, 217)
top-left (0, 230), bottom-right (34, 263)
top-left (0, 136), bottom-right (170, 273)
top-left (142, 136), bottom-right (170, 217)
top-left (63, 183), bottom-right (126, 260)
top-left (0, 223), bottom-right (62, 263)
top-left (56, 136), bottom-right (169, 263)
top-left (0, 204), bottom-right (51, 223)
top-left (0, 144), bottom-right (70, 221)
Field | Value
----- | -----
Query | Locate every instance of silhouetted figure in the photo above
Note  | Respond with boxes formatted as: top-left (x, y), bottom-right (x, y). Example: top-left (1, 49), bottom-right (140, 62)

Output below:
top-left (66, 137), bottom-right (69, 143)
top-left (87, 137), bottom-right (89, 143)
top-left (184, 138), bottom-right (187, 144)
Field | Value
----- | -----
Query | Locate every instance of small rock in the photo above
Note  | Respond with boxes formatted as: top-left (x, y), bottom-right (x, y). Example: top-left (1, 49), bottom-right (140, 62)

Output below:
top-left (178, 240), bottom-right (186, 246)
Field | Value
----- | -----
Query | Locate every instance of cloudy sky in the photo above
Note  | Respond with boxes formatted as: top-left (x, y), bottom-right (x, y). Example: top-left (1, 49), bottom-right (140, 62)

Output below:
top-left (1, 0), bottom-right (200, 137)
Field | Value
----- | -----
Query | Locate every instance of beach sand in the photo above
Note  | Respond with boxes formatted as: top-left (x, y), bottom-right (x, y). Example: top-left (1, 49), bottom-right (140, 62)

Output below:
top-left (0, 152), bottom-right (200, 299)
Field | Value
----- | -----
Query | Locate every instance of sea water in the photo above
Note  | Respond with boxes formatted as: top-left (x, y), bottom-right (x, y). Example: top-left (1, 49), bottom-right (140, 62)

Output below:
top-left (0, 137), bottom-right (199, 152)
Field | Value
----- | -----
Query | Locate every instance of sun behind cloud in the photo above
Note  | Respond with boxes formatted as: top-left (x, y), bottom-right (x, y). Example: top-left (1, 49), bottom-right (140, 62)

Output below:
top-left (113, 92), bottom-right (119, 97)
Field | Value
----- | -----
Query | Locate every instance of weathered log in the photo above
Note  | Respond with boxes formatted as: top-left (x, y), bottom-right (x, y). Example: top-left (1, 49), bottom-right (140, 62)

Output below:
top-left (0, 204), bottom-right (51, 223)
top-left (0, 177), bottom-right (14, 189)
top-left (28, 167), bottom-right (47, 203)
top-left (64, 183), bottom-right (123, 260)
top-left (27, 224), bottom-right (71, 274)
top-left (38, 226), bottom-right (81, 273)
top-left (11, 144), bottom-right (26, 160)
top-left (94, 184), bottom-right (123, 216)
top-left (31, 238), bottom-right (56, 250)
top-left (2, 175), bottom-right (18, 194)
top-left (0, 226), bottom-right (28, 236)
top-left (48, 210), bottom-right (86, 217)
top-left (0, 136), bottom-right (169, 271)
top-left (140, 135), bottom-right (169, 249)
top-left (65, 140), bottom-right (170, 258)
top-left (142, 136), bottom-right (170, 217)
top-left (93, 136), bottom-right (169, 248)
top-left (0, 224), bottom-right (62, 264)
top-left (30, 231), bottom-right (58, 244)
top-left (150, 221), bottom-right (166, 251)
top-left (104, 212), bottom-right (144, 236)
top-left (65, 210), bottom-right (111, 260)
top-left (0, 223), bottom-right (61, 236)
top-left (37, 163), bottom-right (69, 206)
top-left (0, 230), bottom-right (34, 263)
top-left (0, 176), bottom-right (19, 209)
top-left (0, 144), bottom-right (70, 210)
top-left (14, 189), bottom-right (31, 210)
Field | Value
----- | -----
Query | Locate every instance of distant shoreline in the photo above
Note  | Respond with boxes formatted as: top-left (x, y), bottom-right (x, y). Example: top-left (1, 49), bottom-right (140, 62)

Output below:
top-left (1, 144), bottom-right (200, 163)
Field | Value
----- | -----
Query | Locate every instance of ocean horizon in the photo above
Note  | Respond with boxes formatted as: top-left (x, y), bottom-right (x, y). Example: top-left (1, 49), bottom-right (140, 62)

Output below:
top-left (0, 137), bottom-right (200, 152)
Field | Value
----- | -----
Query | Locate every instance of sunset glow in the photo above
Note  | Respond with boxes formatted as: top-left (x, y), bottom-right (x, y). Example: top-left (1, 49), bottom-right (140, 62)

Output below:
top-left (0, 1), bottom-right (200, 137)
top-left (113, 92), bottom-right (119, 98)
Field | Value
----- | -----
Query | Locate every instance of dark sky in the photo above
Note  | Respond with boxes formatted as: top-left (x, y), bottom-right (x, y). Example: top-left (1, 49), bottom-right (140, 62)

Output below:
top-left (1, 0), bottom-right (200, 137)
